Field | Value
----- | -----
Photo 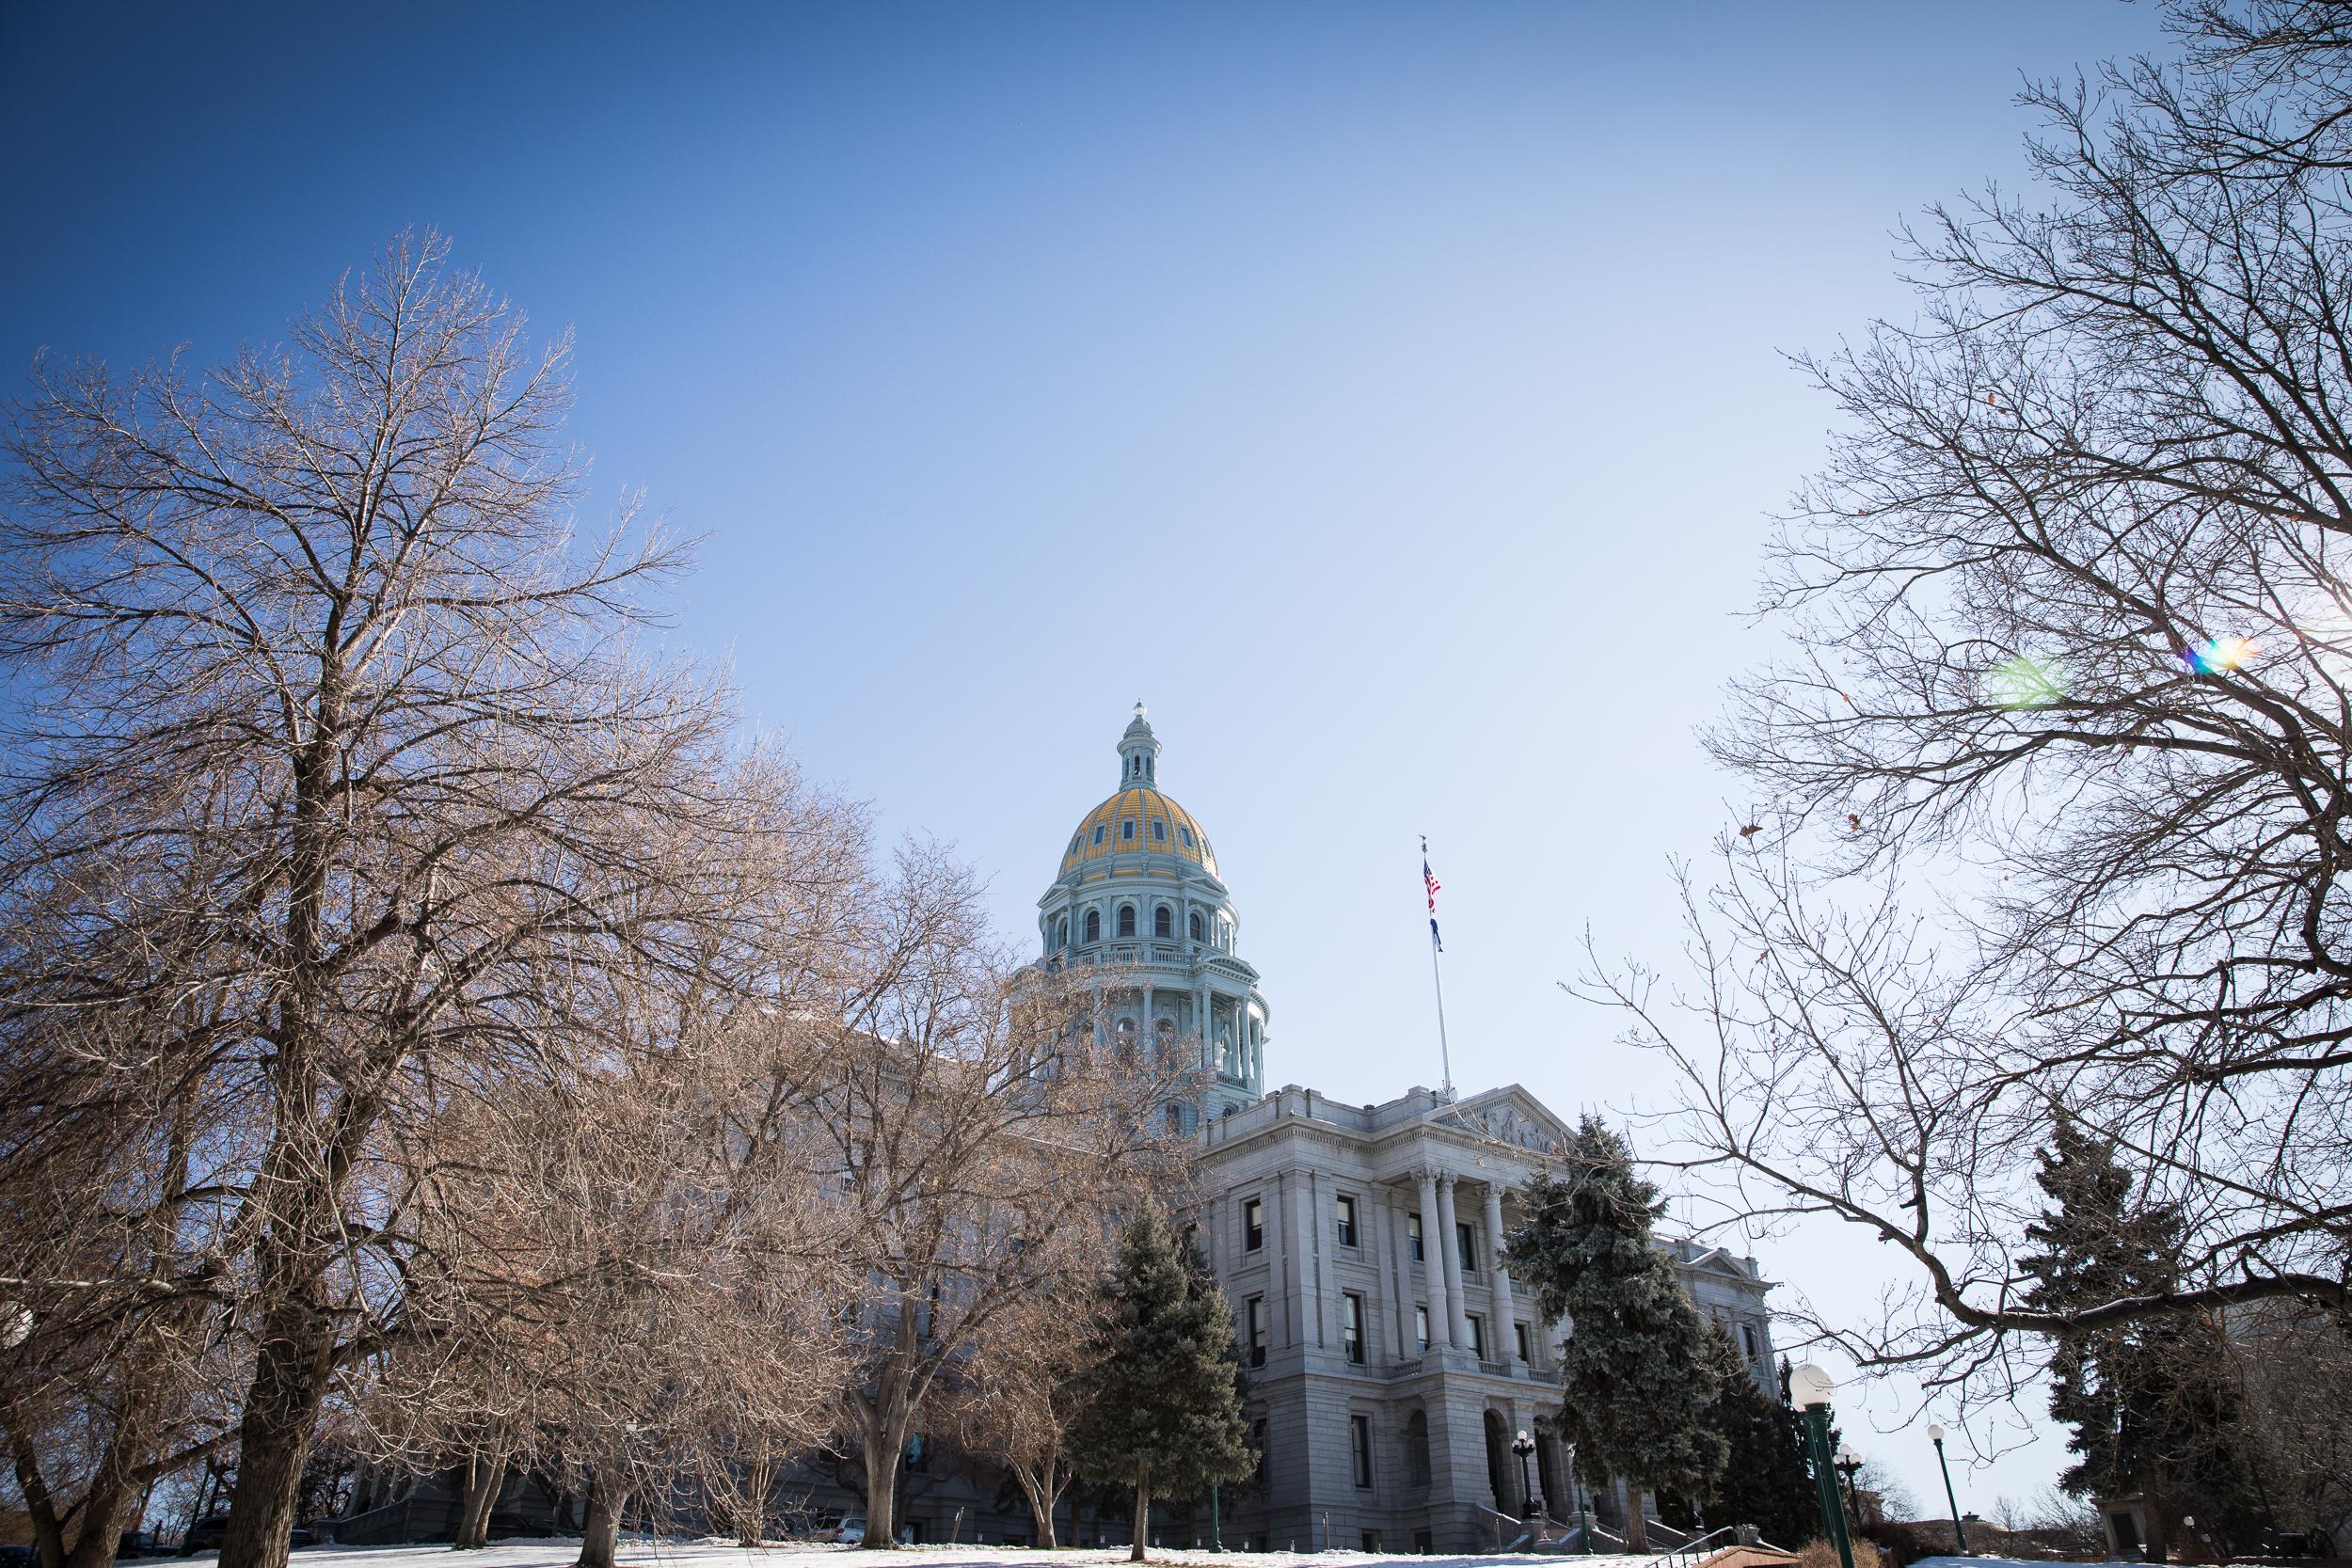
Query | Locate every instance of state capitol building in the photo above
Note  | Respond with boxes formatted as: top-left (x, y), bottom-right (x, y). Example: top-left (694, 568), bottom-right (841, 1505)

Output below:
top-left (1027, 708), bottom-right (1781, 1554)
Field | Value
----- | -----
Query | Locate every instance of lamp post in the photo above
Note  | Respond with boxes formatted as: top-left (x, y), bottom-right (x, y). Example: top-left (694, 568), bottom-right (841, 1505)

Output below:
top-left (1789, 1365), bottom-right (1857, 1568)
top-left (1210, 1483), bottom-right (1221, 1553)
top-left (1565, 1442), bottom-right (1592, 1556)
top-left (1927, 1424), bottom-right (1968, 1556)
top-left (1512, 1431), bottom-right (1539, 1524)
top-left (1834, 1447), bottom-right (1865, 1528)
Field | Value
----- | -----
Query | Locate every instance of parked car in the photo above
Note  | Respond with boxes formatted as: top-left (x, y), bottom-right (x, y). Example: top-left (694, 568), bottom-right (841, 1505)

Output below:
top-left (0, 1545), bottom-right (41, 1568)
top-left (824, 1518), bottom-right (866, 1545)
top-left (181, 1517), bottom-right (230, 1555)
top-left (119, 1531), bottom-right (164, 1558)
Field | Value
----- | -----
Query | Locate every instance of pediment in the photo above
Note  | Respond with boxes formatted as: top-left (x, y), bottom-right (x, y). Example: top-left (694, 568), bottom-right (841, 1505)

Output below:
top-left (1433, 1085), bottom-right (1575, 1156)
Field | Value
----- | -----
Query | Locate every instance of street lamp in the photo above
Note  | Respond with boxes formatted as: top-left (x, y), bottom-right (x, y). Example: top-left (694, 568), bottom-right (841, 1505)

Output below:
top-left (1789, 1365), bottom-right (1857, 1568)
top-left (1511, 1431), bottom-right (1540, 1524)
top-left (1565, 1442), bottom-right (1592, 1556)
top-left (1834, 1447), bottom-right (1865, 1527)
top-left (1926, 1424), bottom-right (1968, 1556)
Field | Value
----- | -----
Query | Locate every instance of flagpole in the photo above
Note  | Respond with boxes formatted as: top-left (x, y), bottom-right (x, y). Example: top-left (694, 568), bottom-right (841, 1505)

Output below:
top-left (1422, 835), bottom-right (1455, 1101)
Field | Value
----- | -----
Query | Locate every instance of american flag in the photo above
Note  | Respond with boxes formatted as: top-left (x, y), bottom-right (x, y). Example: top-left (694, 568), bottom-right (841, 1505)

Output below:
top-left (1422, 850), bottom-right (1443, 951)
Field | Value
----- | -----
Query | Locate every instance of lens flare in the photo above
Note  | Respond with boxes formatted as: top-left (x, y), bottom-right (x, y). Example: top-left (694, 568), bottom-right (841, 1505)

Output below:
top-left (2180, 636), bottom-right (2257, 674)
top-left (1985, 655), bottom-right (2068, 710)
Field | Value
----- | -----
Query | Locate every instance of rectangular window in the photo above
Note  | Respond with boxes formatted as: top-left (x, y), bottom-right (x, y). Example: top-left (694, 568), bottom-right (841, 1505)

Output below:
top-left (1414, 1306), bottom-right (1429, 1352)
top-left (1350, 1414), bottom-right (1374, 1488)
top-left (1515, 1322), bottom-right (1531, 1361)
top-left (1343, 1292), bottom-right (1366, 1364)
top-left (1153, 819), bottom-right (1167, 841)
top-left (1741, 1322), bottom-right (1760, 1358)
top-left (1244, 1196), bottom-right (1263, 1251)
top-left (904, 1433), bottom-right (927, 1473)
top-left (1122, 819), bottom-right (1136, 840)
top-left (1456, 1221), bottom-right (1477, 1275)
top-left (1336, 1194), bottom-right (1358, 1248)
top-left (1247, 1294), bottom-right (1266, 1368)
top-left (1467, 1313), bottom-right (1486, 1359)
top-left (1406, 1212), bottom-right (1423, 1260)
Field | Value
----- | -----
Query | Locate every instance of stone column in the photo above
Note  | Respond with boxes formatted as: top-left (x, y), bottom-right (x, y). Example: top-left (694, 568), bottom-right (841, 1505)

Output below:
top-left (1436, 1173), bottom-right (1470, 1354)
top-left (1484, 1181), bottom-right (1518, 1358)
top-left (1417, 1168), bottom-right (1454, 1349)
top-left (1287, 1167), bottom-right (1323, 1347)
top-left (1263, 1167), bottom-right (1288, 1347)
top-left (1385, 1188), bottom-right (1415, 1359)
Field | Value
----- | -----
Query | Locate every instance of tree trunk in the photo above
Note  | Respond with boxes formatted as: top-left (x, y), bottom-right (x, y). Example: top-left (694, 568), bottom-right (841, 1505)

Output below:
top-left (1011, 1465), bottom-right (1057, 1550)
top-left (453, 1451), bottom-right (507, 1550)
top-left (856, 1391), bottom-right (915, 1549)
top-left (216, 1283), bottom-right (338, 1568)
top-left (1624, 1491), bottom-right (1649, 1554)
top-left (1129, 1465), bottom-right (1151, 1563)
top-left (9, 1429), bottom-right (70, 1568)
top-left (576, 1478), bottom-right (624, 1568)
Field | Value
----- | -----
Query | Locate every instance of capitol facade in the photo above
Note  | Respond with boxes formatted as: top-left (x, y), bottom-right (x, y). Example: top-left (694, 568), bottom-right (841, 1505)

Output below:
top-left (1041, 708), bottom-right (1781, 1553)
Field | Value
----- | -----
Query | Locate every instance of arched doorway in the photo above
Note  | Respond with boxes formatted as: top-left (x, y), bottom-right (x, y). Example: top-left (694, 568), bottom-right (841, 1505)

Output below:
top-left (1483, 1408), bottom-right (1511, 1512)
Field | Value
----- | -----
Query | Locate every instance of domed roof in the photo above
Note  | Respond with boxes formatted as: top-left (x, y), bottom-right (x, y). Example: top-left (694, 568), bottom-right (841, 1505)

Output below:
top-left (1059, 785), bottom-right (1217, 879)
top-left (1057, 705), bottom-right (1218, 879)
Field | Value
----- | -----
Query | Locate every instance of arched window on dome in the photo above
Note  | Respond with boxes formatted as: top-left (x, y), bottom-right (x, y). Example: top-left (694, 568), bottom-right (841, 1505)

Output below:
top-left (1055, 917), bottom-right (1068, 950)
top-left (1152, 905), bottom-right (1170, 938)
top-left (1084, 910), bottom-right (1101, 943)
top-left (1118, 905), bottom-right (1136, 939)
top-left (1188, 911), bottom-right (1203, 942)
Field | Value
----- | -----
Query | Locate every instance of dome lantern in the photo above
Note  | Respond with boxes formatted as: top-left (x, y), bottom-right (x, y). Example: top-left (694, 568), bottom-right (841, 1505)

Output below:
top-left (1118, 700), bottom-right (1161, 786)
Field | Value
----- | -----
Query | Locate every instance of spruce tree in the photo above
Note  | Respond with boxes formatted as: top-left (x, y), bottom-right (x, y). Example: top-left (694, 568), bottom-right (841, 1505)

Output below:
top-left (2019, 1114), bottom-right (2262, 1551)
top-left (1695, 1325), bottom-right (1818, 1546)
top-left (1502, 1116), bottom-right (1727, 1551)
top-left (1068, 1212), bottom-right (1255, 1562)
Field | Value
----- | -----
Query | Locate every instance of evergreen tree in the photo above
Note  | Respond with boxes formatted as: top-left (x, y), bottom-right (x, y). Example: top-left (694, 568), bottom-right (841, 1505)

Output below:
top-left (1068, 1212), bottom-right (1255, 1562)
top-left (2019, 1114), bottom-right (2262, 1551)
top-left (1502, 1116), bottom-right (1727, 1551)
top-left (1694, 1326), bottom-right (1818, 1546)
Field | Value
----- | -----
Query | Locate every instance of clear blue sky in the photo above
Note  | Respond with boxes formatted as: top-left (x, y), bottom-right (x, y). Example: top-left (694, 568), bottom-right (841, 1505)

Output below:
top-left (2, 0), bottom-right (2175, 1515)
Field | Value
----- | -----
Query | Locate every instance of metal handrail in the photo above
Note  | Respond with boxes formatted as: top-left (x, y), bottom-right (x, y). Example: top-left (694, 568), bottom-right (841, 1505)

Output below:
top-left (1661, 1525), bottom-right (1742, 1566)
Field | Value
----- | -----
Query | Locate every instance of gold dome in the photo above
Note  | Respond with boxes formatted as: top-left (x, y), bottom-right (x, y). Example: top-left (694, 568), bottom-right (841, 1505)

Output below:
top-left (1059, 786), bottom-right (1217, 879)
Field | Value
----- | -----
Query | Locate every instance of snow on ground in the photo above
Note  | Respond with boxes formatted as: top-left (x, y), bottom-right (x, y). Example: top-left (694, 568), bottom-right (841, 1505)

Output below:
top-left (243, 1539), bottom-right (1661, 1568)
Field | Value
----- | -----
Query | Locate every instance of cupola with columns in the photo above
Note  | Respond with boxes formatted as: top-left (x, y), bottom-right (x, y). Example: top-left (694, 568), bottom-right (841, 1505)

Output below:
top-left (1039, 705), bottom-right (1268, 1120)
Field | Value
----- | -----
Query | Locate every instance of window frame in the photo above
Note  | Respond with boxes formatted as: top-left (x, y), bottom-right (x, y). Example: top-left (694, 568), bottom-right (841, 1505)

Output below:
top-left (1243, 1196), bottom-right (1263, 1252)
top-left (1406, 1212), bottom-right (1423, 1260)
top-left (1153, 905), bottom-right (1171, 938)
top-left (1456, 1220), bottom-right (1477, 1275)
top-left (1343, 1291), bottom-right (1366, 1365)
top-left (1350, 1413), bottom-right (1374, 1489)
top-left (1246, 1294), bottom-right (1267, 1369)
top-left (1117, 904), bottom-right (1136, 938)
top-left (1083, 909), bottom-right (1100, 942)
top-left (1335, 1194), bottom-right (1359, 1248)
top-left (1466, 1312), bottom-right (1486, 1359)
top-left (1414, 1306), bottom-right (1429, 1352)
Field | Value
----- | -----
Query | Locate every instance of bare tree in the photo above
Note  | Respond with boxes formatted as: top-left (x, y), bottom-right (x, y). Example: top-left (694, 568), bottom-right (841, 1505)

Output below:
top-left (936, 1259), bottom-right (1109, 1547)
top-left (783, 850), bottom-right (1194, 1548)
top-left (1607, 0), bottom-right (2352, 1415)
top-left (0, 231), bottom-right (787, 1568)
